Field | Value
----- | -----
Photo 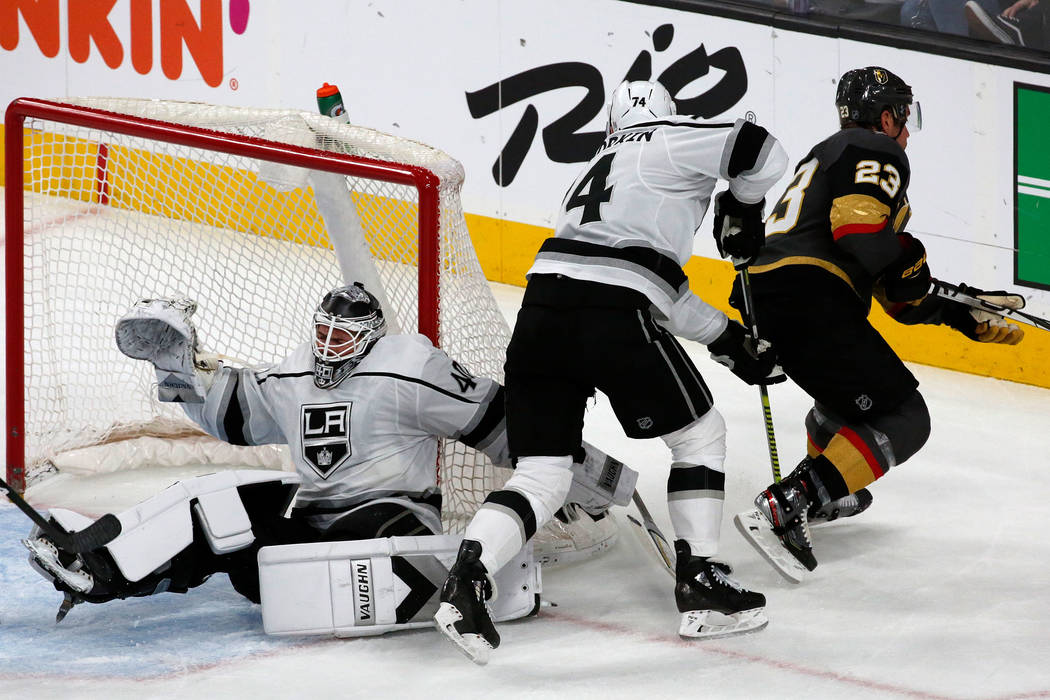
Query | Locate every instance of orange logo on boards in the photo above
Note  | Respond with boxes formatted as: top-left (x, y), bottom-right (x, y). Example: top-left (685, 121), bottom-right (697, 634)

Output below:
top-left (0, 0), bottom-right (251, 88)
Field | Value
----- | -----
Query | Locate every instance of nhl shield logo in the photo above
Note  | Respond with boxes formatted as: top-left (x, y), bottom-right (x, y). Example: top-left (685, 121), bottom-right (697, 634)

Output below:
top-left (301, 402), bottom-right (352, 478)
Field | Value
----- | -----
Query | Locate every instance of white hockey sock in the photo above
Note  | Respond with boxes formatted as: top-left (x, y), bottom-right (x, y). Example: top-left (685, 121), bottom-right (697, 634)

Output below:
top-left (668, 496), bottom-right (723, 558)
top-left (662, 410), bottom-right (727, 558)
top-left (465, 455), bottom-right (572, 575)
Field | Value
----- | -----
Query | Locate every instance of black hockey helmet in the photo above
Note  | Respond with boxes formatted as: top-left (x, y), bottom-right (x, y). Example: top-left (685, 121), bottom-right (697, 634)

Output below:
top-left (836, 66), bottom-right (921, 132)
top-left (312, 282), bottom-right (387, 389)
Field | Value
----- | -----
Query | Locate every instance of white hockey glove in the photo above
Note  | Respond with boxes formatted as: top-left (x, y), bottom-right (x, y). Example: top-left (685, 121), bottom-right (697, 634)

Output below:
top-left (942, 285), bottom-right (1025, 345)
top-left (115, 299), bottom-right (215, 403)
top-left (564, 442), bottom-right (639, 517)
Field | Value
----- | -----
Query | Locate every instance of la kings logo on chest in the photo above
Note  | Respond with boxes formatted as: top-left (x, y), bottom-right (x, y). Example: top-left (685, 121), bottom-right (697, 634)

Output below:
top-left (301, 402), bottom-right (353, 478)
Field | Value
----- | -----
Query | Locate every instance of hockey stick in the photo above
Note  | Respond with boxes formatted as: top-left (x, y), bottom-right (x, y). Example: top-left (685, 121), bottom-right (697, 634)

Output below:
top-left (625, 490), bottom-right (675, 577)
top-left (931, 279), bottom-right (1050, 332)
top-left (738, 268), bottom-right (782, 482)
top-left (0, 477), bottom-right (122, 553)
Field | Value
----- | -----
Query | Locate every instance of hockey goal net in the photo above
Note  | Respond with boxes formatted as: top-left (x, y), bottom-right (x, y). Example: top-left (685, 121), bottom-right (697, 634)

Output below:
top-left (5, 97), bottom-right (614, 563)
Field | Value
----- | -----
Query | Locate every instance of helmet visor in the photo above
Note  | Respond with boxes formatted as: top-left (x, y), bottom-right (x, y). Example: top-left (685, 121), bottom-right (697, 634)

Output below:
top-left (893, 101), bottom-right (921, 133)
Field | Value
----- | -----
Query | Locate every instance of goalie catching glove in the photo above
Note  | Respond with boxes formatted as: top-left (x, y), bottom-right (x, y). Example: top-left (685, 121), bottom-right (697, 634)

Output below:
top-left (941, 284), bottom-right (1025, 345)
top-left (712, 190), bottom-right (766, 270)
top-left (708, 320), bottom-right (784, 386)
top-left (115, 299), bottom-right (216, 402)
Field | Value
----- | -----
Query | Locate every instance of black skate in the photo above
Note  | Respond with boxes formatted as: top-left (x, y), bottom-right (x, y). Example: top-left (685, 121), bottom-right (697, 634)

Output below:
top-left (24, 528), bottom-right (119, 621)
top-left (24, 524), bottom-right (164, 621)
top-left (674, 541), bottom-right (767, 639)
top-left (735, 472), bottom-right (816, 583)
top-left (434, 540), bottom-right (500, 665)
top-left (809, 488), bottom-right (873, 523)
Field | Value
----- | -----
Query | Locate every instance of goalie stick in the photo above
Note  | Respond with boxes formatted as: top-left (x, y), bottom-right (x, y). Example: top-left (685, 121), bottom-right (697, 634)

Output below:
top-left (0, 477), bottom-right (122, 553)
top-left (626, 490), bottom-right (675, 577)
top-left (931, 279), bottom-right (1050, 332)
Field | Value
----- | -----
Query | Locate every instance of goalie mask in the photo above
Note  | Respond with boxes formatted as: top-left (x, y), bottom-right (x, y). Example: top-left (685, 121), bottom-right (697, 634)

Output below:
top-left (312, 283), bottom-right (387, 389)
top-left (836, 66), bottom-right (922, 132)
top-left (607, 80), bottom-right (676, 133)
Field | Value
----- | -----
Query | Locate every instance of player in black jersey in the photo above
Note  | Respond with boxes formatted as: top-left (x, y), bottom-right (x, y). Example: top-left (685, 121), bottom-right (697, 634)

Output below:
top-left (731, 66), bottom-right (1026, 580)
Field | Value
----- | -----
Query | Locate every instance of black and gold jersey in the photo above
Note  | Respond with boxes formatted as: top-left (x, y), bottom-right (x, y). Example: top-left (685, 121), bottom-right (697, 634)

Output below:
top-left (750, 127), bottom-right (912, 305)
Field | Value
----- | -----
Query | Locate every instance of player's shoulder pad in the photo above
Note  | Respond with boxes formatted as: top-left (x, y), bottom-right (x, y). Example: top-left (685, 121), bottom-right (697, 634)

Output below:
top-left (821, 128), bottom-right (910, 172)
top-left (616, 113), bottom-right (733, 132)
top-left (355, 333), bottom-right (437, 375)
top-left (270, 342), bottom-right (314, 375)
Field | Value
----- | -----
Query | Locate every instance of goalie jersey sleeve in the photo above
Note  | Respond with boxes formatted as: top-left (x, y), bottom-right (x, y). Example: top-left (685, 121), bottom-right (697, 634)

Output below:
top-left (529, 115), bottom-right (788, 344)
top-left (180, 334), bottom-right (508, 530)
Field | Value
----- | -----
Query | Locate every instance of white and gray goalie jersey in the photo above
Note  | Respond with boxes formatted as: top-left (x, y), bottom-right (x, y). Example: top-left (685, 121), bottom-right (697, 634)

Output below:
top-left (181, 334), bottom-right (508, 533)
top-left (529, 115), bottom-right (788, 344)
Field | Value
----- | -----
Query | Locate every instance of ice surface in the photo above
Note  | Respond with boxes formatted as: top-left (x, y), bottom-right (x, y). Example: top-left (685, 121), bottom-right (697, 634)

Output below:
top-left (1, 200), bottom-right (1048, 699)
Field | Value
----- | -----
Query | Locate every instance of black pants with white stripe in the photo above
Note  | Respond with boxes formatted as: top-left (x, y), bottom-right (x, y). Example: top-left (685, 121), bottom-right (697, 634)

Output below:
top-left (505, 274), bottom-right (714, 458)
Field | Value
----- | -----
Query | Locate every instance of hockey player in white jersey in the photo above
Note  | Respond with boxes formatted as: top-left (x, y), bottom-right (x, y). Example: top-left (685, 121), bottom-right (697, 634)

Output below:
top-left (435, 80), bottom-right (790, 663)
top-left (24, 284), bottom-right (637, 632)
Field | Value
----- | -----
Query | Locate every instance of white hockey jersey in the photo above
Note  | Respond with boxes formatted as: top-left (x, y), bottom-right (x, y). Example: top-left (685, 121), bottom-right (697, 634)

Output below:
top-left (529, 115), bottom-right (788, 344)
top-left (181, 334), bottom-right (509, 534)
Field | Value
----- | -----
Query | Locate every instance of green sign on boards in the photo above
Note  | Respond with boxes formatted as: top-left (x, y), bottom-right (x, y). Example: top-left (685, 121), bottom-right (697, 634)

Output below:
top-left (1015, 83), bottom-right (1050, 290)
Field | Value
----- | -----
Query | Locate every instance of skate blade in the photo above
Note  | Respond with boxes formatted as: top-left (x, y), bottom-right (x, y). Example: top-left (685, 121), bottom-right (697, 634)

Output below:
top-left (434, 602), bottom-right (492, 666)
top-left (678, 607), bottom-right (769, 640)
top-left (733, 510), bottom-right (807, 584)
top-left (23, 538), bottom-right (93, 593)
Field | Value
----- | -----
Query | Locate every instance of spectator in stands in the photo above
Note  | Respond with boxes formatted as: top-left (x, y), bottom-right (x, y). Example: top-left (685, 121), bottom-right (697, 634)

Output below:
top-left (964, 0), bottom-right (1046, 47)
top-left (901, 0), bottom-right (1002, 35)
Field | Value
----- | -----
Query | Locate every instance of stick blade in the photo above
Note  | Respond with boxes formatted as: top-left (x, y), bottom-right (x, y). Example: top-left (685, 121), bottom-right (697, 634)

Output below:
top-left (65, 513), bottom-right (122, 553)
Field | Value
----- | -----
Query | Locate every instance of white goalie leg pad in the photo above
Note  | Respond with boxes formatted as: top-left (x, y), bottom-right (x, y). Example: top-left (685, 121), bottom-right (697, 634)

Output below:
top-left (47, 470), bottom-right (300, 583)
top-left (565, 441), bottom-right (639, 515)
top-left (114, 298), bottom-right (213, 403)
top-left (258, 535), bottom-right (541, 637)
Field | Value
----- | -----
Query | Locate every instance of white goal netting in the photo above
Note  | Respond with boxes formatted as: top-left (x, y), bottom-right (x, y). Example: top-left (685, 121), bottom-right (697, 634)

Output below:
top-left (7, 97), bottom-right (614, 562)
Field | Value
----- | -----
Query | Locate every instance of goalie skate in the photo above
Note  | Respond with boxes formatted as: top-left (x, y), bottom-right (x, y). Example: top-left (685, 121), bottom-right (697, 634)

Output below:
top-left (733, 509), bottom-right (808, 584)
top-left (24, 535), bottom-right (94, 594)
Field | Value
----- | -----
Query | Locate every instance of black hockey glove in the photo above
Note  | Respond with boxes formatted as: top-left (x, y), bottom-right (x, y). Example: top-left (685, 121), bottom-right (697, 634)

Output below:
top-left (940, 284), bottom-right (1025, 345)
top-left (708, 320), bottom-right (785, 386)
top-left (712, 191), bottom-right (765, 270)
top-left (880, 232), bottom-right (931, 303)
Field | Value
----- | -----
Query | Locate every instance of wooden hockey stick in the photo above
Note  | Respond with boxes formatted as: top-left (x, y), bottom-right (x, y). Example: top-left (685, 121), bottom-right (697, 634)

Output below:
top-left (738, 268), bottom-right (782, 482)
top-left (931, 279), bottom-right (1050, 332)
top-left (626, 490), bottom-right (675, 577)
top-left (1, 477), bottom-right (121, 553)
